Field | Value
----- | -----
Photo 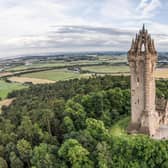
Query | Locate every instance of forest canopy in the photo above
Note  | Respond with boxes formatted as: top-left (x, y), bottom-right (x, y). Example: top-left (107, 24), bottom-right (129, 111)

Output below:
top-left (0, 75), bottom-right (168, 168)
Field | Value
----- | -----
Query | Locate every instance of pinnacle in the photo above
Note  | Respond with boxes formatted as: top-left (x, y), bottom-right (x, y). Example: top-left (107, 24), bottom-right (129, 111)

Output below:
top-left (142, 24), bottom-right (145, 32)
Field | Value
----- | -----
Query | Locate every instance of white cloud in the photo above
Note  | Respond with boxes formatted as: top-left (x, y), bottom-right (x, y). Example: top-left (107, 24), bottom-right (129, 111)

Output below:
top-left (101, 0), bottom-right (133, 20)
top-left (0, 0), bottom-right (168, 58)
top-left (137, 0), bottom-right (161, 18)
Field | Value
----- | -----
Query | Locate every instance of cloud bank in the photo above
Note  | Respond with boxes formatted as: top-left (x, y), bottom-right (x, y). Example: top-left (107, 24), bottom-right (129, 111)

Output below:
top-left (0, 0), bottom-right (168, 57)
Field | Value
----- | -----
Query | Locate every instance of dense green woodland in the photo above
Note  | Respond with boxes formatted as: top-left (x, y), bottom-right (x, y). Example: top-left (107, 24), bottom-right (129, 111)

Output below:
top-left (0, 75), bottom-right (168, 168)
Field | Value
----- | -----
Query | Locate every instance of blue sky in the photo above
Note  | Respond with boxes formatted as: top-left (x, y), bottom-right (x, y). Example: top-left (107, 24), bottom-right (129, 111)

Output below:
top-left (0, 0), bottom-right (168, 57)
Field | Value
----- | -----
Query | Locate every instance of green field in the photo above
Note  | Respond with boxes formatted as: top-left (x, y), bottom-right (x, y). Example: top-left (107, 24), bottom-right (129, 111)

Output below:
top-left (82, 65), bottom-right (129, 74)
top-left (21, 69), bottom-right (91, 81)
top-left (8, 62), bottom-right (67, 71)
top-left (0, 80), bottom-right (27, 99)
top-left (7, 56), bottom-right (127, 72)
top-left (7, 60), bottom-right (102, 71)
top-left (1, 58), bottom-right (129, 99)
top-left (21, 65), bottom-right (129, 82)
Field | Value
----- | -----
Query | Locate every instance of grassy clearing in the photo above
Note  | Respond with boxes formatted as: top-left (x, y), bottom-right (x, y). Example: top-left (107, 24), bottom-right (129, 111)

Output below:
top-left (109, 117), bottom-right (149, 141)
top-left (0, 80), bottom-right (26, 99)
top-left (110, 117), bottom-right (130, 137)
top-left (21, 69), bottom-right (91, 81)
top-left (82, 65), bottom-right (129, 74)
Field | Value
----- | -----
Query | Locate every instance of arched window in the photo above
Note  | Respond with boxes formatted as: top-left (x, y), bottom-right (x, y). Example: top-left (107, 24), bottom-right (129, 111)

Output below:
top-left (141, 43), bottom-right (145, 52)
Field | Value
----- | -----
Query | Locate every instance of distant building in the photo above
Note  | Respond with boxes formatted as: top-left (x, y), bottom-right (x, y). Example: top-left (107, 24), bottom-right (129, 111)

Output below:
top-left (127, 25), bottom-right (168, 139)
top-left (67, 66), bottom-right (81, 73)
top-left (25, 61), bottom-right (32, 66)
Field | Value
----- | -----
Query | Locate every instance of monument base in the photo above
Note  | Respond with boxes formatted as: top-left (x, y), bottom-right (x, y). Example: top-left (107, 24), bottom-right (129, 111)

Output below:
top-left (127, 122), bottom-right (140, 134)
top-left (127, 122), bottom-right (150, 135)
top-left (152, 125), bottom-right (168, 139)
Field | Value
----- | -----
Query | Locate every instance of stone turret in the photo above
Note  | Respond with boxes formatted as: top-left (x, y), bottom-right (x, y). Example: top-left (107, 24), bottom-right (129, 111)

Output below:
top-left (127, 25), bottom-right (159, 136)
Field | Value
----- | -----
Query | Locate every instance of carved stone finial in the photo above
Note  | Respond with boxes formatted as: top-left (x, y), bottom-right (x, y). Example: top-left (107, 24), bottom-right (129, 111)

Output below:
top-left (142, 24), bottom-right (145, 32)
top-left (131, 38), bottom-right (134, 49)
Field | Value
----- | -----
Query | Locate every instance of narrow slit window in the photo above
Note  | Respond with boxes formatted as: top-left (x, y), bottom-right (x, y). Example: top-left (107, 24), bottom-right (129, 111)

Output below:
top-left (137, 77), bottom-right (139, 86)
top-left (137, 77), bottom-right (139, 82)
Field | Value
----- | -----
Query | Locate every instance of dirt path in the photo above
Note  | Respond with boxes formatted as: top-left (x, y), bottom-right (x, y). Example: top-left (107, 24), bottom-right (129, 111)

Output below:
top-left (0, 72), bottom-right (13, 77)
top-left (0, 98), bottom-right (15, 113)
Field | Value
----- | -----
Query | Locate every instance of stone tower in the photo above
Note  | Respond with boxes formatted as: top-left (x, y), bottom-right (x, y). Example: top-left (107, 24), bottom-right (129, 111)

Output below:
top-left (127, 25), bottom-right (159, 136)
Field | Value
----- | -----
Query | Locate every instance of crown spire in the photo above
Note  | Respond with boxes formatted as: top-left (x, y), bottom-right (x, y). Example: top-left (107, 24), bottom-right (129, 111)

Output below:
top-left (142, 24), bottom-right (145, 32)
top-left (128, 25), bottom-right (156, 54)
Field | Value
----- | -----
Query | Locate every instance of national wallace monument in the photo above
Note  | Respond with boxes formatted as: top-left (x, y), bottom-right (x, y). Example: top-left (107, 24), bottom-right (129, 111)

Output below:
top-left (127, 25), bottom-right (168, 139)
